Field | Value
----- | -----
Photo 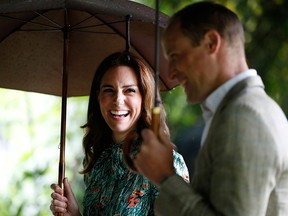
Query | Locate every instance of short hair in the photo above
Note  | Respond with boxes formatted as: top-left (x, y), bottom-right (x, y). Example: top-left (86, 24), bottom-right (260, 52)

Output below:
top-left (166, 1), bottom-right (244, 46)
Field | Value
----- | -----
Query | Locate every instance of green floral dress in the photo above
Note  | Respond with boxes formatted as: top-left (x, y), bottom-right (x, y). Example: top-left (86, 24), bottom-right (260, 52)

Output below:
top-left (83, 142), bottom-right (189, 216)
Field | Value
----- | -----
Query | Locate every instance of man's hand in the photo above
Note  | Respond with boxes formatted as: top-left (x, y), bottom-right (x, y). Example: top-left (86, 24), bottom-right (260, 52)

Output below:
top-left (134, 128), bottom-right (175, 186)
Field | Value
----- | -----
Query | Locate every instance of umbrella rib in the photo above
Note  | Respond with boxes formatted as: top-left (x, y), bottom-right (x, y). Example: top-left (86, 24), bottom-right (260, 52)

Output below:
top-left (69, 18), bottom-right (125, 34)
top-left (2, 12), bottom-right (127, 34)
top-left (18, 29), bottom-right (61, 32)
top-left (90, 13), bottom-right (172, 91)
top-left (71, 20), bottom-right (124, 31)
top-left (0, 14), bottom-right (60, 30)
top-left (69, 29), bottom-right (116, 34)
top-left (90, 13), bottom-right (128, 44)
top-left (94, 14), bottom-right (159, 83)
top-left (70, 13), bottom-right (172, 91)
top-left (92, 14), bottom-right (156, 82)
top-left (34, 11), bottom-right (62, 28)
top-left (69, 14), bottom-right (94, 29)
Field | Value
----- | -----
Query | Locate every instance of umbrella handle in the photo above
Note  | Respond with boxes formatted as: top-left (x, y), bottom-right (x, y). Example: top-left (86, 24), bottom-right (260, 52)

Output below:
top-left (151, 107), bottom-right (160, 137)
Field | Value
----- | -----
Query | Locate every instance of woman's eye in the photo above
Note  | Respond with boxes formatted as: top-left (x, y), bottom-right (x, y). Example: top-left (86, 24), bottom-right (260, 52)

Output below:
top-left (103, 88), bottom-right (114, 93)
top-left (126, 88), bottom-right (136, 93)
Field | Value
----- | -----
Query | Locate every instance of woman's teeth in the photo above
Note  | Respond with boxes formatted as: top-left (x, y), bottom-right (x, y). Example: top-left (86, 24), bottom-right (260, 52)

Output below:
top-left (110, 110), bottom-right (129, 117)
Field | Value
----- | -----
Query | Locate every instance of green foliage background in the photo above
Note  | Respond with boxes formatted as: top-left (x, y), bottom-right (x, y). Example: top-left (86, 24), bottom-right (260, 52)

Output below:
top-left (0, 0), bottom-right (287, 215)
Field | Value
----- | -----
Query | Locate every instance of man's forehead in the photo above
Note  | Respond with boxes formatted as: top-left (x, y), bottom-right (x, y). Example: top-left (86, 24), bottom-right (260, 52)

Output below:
top-left (163, 21), bottom-right (181, 36)
top-left (162, 26), bottom-right (183, 51)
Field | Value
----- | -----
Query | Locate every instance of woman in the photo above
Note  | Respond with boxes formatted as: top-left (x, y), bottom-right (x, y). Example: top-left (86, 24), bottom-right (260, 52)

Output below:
top-left (50, 51), bottom-right (189, 215)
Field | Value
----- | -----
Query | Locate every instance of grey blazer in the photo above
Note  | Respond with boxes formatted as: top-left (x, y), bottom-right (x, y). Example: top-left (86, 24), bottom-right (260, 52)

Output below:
top-left (155, 76), bottom-right (288, 216)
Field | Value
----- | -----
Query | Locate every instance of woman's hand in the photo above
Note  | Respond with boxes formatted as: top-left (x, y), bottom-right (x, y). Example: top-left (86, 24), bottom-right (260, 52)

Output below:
top-left (50, 178), bottom-right (81, 216)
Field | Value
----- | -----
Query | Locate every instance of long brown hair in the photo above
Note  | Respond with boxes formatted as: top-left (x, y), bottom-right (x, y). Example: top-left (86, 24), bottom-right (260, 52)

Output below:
top-left (81, 51), bottom-right (169, 174)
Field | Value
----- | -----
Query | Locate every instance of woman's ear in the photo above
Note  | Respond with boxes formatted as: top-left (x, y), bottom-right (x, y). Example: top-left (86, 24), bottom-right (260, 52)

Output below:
top-left (204, 30), bottom-right (221, 54)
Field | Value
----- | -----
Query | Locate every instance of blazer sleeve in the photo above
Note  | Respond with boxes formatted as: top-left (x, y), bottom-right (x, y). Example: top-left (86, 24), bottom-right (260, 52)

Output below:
top-left (155, 174), bottom-right (216, 215)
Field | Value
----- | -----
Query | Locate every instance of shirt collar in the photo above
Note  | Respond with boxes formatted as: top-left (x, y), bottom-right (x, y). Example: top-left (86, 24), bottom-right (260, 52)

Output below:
top-left (201, 69), bottom-right (257, 123)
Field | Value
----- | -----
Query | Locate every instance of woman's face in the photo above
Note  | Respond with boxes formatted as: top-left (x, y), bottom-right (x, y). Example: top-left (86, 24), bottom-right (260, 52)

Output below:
top-left (98, 66), bottom-right (142, 143)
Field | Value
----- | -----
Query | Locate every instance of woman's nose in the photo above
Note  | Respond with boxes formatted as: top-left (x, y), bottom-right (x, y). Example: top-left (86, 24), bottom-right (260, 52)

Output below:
top-left (114, 92), bottom-right (125, 105)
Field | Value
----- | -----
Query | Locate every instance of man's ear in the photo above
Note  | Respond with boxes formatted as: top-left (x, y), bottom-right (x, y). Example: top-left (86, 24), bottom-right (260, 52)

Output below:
top-left (204, 30), bottom-right (221, 54)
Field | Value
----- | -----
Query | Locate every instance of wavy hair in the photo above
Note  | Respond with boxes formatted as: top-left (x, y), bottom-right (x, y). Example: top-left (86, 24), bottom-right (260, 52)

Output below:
top-left (80, 51), bottom-right (169, 174)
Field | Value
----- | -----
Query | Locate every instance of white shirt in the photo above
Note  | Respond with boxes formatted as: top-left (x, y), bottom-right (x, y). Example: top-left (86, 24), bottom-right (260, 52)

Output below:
top-left (200, 69), bottom-right (257, 146)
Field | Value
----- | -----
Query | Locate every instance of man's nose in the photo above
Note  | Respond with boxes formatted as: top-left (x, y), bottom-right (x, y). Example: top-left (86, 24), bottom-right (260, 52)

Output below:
top-left (167, 62), bottom-right (180, 83)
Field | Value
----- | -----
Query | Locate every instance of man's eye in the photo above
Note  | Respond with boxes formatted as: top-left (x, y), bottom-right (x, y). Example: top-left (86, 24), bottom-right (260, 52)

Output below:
top-left (169, 54), bottom-right (178, 61)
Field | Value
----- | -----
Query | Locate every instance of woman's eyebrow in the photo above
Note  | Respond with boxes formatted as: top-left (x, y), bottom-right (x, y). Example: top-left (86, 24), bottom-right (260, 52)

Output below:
top-left (123, 84), bottom-right (138, 88)
top-left (101, 84), bottom-right (138, 88)
top-left (100, 84), bottom-right (113, 88)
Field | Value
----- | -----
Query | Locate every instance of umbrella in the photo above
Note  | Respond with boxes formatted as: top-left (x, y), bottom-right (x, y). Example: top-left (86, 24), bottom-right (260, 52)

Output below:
top-left (0, 0), bottom-right (177, 194)
top-left (0, 0), bottom-right (176, 95)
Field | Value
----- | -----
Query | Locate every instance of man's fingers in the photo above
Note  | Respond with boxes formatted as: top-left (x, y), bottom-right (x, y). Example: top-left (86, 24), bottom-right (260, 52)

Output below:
top-left (158, 129), bottom-right (174, 150)
top-left (141, 128), bottom-right (173, 150)
top-left (135, 128), bottom-right (174, 186)
top-left (141, 128), bottom-right (156, 142)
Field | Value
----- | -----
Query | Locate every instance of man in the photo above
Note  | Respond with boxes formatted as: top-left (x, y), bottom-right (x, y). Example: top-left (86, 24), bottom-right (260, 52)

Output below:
top-left (133, 1), bottom-right (288, 215)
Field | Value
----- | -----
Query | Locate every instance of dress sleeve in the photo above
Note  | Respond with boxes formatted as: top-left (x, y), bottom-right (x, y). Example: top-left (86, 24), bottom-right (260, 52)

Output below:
top-left (173, 150), bottom-right (190, 183)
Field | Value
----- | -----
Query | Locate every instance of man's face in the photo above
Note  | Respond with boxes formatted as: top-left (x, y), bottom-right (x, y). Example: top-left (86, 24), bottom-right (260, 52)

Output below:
top-left (162, 23), bottom-right (215, 104)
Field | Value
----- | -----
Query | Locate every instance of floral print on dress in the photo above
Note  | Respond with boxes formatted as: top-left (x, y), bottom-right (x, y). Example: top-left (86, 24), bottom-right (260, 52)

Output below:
top-left (82, 142), bottom-right (189, 216)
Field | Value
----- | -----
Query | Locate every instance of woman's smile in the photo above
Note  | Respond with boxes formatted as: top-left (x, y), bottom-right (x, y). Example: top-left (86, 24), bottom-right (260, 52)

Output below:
top-left (110, 110), bottom-right (129, 118)
top-left (98, 66), bottom-right (142, 142)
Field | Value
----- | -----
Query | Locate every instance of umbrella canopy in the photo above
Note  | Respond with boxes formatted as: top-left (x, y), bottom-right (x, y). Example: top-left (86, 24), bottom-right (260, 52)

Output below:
top-left (0, 0), bottom-right (176, 194)
top-left (0, 0), bottom-right (177, 97)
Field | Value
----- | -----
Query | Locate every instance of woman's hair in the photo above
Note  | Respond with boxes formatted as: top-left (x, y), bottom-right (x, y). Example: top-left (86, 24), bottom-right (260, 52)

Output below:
top-left (81, 51), bottom-right (169, 174)
top-left (166, 1), bottom-right (244, 47)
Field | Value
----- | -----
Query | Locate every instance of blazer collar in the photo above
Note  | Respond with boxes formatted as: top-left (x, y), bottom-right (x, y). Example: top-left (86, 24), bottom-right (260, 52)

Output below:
top-left (217, 75), bottom-right (264, 114)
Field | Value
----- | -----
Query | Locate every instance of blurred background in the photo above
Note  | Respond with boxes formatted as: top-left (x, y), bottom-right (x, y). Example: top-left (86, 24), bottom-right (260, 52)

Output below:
top-left (0, 0), bottom-right (287, 215)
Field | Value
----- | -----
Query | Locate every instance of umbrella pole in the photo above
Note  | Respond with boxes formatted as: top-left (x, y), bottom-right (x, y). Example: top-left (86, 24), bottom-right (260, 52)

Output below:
top-left (151, 0), bottom-right (160, 135)
top-left (57, 9), bottom-right (69, 216)
top-left (125, 14), bottom-right (132, 52)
